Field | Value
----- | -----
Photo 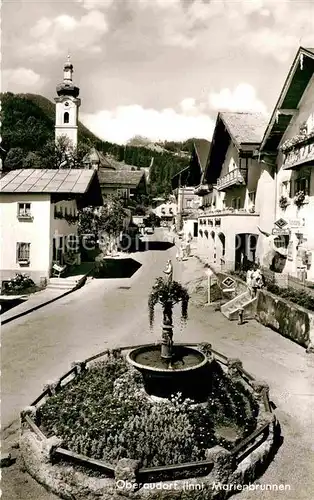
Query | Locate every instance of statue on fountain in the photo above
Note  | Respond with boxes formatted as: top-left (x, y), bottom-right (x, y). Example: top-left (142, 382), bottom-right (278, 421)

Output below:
top-left (148, 260), bottom-right (189, 360)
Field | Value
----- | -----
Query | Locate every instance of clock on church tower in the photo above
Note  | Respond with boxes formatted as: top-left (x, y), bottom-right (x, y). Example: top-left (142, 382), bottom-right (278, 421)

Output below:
top-left (54, 55), bottom-right (81, 148)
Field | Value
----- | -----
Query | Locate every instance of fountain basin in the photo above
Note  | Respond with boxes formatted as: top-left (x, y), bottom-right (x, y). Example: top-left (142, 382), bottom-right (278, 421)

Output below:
top-left (126, 344), bottom-right (210, 401)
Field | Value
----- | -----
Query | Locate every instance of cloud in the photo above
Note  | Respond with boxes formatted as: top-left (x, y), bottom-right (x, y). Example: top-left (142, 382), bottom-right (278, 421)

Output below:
top-left (1, 68), bottom-right (47, 92)
top-left (80, 104), bottom-right (214, 144)
top-left (180, 98), bottom-right (197, 114)
top-left (77, 0), bottom-right (114, 10)
top-left (24, 10), bottom-right (108, 58)
top-left (209, 84), bottom-right (267, 114)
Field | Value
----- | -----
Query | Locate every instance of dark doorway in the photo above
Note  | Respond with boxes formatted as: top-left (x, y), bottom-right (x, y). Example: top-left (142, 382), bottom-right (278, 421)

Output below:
top-left (235, 233), bottom-right (258, 270)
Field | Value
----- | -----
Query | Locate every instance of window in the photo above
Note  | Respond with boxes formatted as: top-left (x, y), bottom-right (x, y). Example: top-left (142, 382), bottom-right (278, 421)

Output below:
top-left (231, 197), bottom-right (241, 209)
top-left (18, 202), bottom-right (32, 218)
top-left (16, 242), bottom-right (30, 263)
top-left (186, 199), bottom-right (192, 208)
top-left (290, 174), bottom-right (310, 197)
top-left (64, 112), bottom-right (69, 124)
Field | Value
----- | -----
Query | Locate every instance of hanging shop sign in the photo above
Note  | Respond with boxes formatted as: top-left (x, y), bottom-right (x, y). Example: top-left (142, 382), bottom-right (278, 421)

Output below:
top-left (272, 227), bottom-right (290, 236)
top-left (288, 218), bottom-right (305, 228)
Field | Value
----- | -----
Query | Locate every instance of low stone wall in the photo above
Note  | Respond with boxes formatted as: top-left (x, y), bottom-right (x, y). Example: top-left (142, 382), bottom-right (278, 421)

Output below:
top-left (256, 289), bottom-right (314, 351)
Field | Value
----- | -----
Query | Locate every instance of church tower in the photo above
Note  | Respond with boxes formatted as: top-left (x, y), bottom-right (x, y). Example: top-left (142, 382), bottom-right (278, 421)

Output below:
top-left (54, 55), bottom-right (81, 148)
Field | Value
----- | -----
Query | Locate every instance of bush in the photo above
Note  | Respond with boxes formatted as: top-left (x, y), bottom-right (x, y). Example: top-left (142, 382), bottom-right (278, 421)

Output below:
top-left (2, 273), bottom-right (38, 295)
top-left (38, 354), bottom-right (257, 467)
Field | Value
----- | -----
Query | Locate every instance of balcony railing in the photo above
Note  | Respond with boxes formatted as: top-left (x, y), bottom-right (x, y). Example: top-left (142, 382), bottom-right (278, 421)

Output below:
top-left (216, 168), bottom-right (246, 191)
top-left (282, 137), bottom-right (314, 170)
top-left (194, 184), bottom-right (210, 196)
top-left (200, 207), bottom-right (258, 217)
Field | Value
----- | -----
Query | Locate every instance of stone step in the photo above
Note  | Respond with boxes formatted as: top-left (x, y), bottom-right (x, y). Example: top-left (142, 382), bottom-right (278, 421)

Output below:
top-left (46, 283), bottom-right (76, 290)
top-left (49, 278), bottom-right (79, 284)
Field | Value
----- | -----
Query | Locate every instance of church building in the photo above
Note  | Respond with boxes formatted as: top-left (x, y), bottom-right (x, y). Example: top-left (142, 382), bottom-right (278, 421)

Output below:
top-left (54, 56), bottom-right (147, 203)
top-left (55, 55), bottom-right (81, 148)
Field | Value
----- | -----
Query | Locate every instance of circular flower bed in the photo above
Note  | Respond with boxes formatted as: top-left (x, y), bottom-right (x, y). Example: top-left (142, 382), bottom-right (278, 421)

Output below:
top-left (38, 352), bottom-right (258, 469)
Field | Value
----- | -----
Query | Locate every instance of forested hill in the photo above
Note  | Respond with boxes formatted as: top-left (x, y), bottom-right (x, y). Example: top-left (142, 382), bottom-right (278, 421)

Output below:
top-left (1, 92), bottom-right (195, 196)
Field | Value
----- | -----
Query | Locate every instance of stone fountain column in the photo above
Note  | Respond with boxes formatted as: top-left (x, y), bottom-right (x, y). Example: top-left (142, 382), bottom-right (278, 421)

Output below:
top-left (161, 300), bottom-right (173, 359)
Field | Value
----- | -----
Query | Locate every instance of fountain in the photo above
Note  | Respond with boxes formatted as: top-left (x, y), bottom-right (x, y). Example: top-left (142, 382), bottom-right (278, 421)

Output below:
top-left (20, 258), bottom-right (278, 500)
top-left (126, 260), bottom-right (210, 400)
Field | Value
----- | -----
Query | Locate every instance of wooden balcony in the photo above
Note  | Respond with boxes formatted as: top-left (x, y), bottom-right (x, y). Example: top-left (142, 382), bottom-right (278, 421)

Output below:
top-left (216, 168), bottom-right (246, 191)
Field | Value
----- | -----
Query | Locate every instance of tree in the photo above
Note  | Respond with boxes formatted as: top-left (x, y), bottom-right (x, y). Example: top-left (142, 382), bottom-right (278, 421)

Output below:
top-left (78, 195), bottom-right (128, 254)
top-left (23, 151), bottom-right (42, 169)
top-left (98, 195), bottom-right (127, 238)
top-left (4, 147), bottom-right (24, 170)
top-left (38, 135), bottom-right (90, 169)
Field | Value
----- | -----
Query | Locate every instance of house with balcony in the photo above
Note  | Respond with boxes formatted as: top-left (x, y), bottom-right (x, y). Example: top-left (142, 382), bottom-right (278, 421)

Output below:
top-left (83, 148), bottom-right (147, 203)
top-left (259, 47), bottom-right (314, 281)
top-left (0, 169), bottom-right (102, 286)
top-left (152, 201), bottom-right (177, 226)
top-left (196, 112), bottom-right (271, 270)
top-left (172, 139), bottom-right (211, 238)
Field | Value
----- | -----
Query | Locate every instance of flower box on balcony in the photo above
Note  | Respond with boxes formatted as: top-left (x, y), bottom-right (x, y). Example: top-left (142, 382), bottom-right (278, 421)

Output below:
top-left (18, 259), bottom-right (30, 266)
top-left (281, 130), bottom-right (314, 153)
top-left (18, 214), bottom-right (33, 221)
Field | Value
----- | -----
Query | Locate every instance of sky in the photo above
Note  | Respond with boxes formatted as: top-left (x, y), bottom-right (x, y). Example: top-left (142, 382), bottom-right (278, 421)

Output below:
top-left (2, 0), bottom-right (314, 144)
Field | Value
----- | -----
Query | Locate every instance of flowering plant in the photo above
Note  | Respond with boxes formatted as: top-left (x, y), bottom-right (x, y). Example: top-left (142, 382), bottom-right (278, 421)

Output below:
top-left (280, 129), bottom-right (314, 152)
top-left (279, 195), bottom-right (289, 210)
top-left (294, 191), bottom-right (305, 208)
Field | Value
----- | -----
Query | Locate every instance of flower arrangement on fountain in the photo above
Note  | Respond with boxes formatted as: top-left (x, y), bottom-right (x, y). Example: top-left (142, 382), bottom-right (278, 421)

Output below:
top-left (148, 260), bottom-right (189, 360)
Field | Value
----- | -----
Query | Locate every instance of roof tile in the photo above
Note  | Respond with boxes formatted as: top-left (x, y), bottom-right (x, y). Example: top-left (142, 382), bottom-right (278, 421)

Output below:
top-left (0, 169), bottom-right (95, 194)
top-left (220, 112), bottom-right (269, 145)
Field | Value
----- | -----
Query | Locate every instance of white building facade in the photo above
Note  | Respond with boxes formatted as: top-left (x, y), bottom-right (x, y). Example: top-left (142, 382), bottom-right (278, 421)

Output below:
top-left (0, 169), bottom-right (102, 286)
top-left (260, 47), bottom-right (314, 281)
top-left (196, 112), bottom-right (271, 271)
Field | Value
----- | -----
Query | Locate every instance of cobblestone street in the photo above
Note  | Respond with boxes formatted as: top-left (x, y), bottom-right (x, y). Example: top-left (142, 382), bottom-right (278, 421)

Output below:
top-left (2, 233), bottom-right (314, 499)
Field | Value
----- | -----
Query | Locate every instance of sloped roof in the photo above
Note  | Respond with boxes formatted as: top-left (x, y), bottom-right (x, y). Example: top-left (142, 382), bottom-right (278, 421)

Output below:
top-left (261, 47), bottom-right (314, 152)
top-left (97, 169), bottom-right (145, 188)
top-left (193, 139), bottom-right (211, 172)
top-left (220, 112), bottom-right (269, 146)
top-left (203, 111), bottom-right (269, 184)
top-left (0, 169), bottom-right (97, 194)
top-left (83, 148), bottom-right (115, 170)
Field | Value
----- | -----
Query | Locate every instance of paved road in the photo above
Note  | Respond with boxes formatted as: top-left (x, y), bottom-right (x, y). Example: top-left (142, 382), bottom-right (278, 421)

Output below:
top-left (2, 231), bottom-right (174, 428)
top-left (2, 231), bottom-right (314, 499)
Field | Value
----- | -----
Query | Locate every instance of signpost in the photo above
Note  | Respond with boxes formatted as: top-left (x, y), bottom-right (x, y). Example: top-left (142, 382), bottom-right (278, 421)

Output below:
top-left (206, 268), bottom-right (213, 304)
top-left (221, 276), bottom-right (236, 293)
